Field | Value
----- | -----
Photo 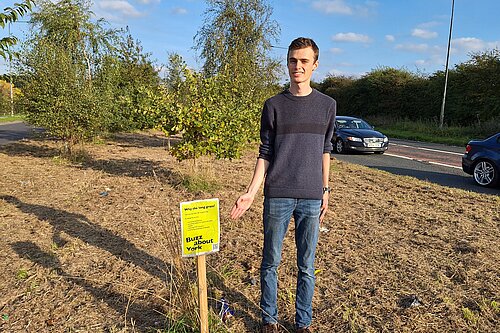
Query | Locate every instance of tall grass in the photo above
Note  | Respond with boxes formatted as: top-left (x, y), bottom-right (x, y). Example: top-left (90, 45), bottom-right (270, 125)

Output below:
top-left (152, 209), bottom-right (230, 333)
top-left (366, 116), bottom-right (500, 146)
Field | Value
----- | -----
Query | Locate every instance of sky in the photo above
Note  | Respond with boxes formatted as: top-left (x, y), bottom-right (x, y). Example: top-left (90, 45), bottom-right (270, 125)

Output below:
top-left (2, 0), bottom-right (500, 82)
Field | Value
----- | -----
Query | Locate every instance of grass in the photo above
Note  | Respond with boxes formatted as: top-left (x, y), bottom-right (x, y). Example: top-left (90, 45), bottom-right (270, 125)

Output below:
top-left (366, 116), bottom-right (500, 146)
top-left (0, 114), bottom-right (24, 123)
top-left (462, 307), bottom-right (478, 325)
top-left (15, 269), bottom-right (29, 280)
top-left (181, 173), bottom-right (221, 194)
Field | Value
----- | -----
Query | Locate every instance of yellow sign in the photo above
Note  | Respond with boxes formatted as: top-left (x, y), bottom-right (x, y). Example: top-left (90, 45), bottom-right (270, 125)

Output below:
top-left (180, 198), bottom-right (220, 257)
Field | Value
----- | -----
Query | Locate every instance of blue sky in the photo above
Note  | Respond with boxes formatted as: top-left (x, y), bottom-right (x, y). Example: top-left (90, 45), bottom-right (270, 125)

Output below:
top-left (2, 0), bottom-right (500, 82)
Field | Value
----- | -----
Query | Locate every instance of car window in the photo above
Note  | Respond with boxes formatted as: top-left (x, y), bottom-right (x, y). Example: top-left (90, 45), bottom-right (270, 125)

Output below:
top-left (336, 118), bottom-right (373, 129)
top-left (349, 120), bottom-right (372, 129)
top-left (336, 120), bottom-right (348, 129)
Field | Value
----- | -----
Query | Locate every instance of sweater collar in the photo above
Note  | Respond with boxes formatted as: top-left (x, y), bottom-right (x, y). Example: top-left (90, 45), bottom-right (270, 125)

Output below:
top-left (283, 88), bottom-right (317, 101)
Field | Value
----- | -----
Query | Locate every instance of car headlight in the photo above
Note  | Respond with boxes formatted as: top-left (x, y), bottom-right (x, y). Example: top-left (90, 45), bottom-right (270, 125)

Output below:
top-left (347, 136), bottom-right (362, 142)
top-left (383, 136), bottom-right (388, 142)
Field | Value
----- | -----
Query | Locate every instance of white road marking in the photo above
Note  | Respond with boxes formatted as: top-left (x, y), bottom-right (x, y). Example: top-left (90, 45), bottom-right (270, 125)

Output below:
top-left (391, 143), bottom-right (463, 156)
top-left (427, 161), bottom-right (463, 170)
top-left (385, 153), bottom-right (413, 160)
top-left (385, 153), bottom-right (462, 170)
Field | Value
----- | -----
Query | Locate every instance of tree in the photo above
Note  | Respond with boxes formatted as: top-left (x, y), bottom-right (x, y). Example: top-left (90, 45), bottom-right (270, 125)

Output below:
top-left (162, 0), bottom-right (281, 162)
top-left (164, 52), bottom-right (186, 91)
top-left (157, 54), bottom-right (263, 162)
top-left (0, 0), bottom-right (34, 60)
top-left (195, 0), bottom-right (281, 98)
top-left (19, 0), bottom-right (117, 152)
top-left (99, 26), bottom-right (161, 131)
top-left (319, 75), bottom-right (356, 115)
top-left (452, 49), bottom-right (500, 124)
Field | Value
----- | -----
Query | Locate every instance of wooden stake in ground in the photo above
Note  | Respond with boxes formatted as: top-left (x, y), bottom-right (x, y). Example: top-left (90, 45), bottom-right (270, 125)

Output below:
top-left (197, 254), bottom-right (209, 333)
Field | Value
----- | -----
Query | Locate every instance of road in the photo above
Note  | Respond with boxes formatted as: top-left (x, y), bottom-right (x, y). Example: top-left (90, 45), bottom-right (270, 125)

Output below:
top-left (332, 138), bottom-right (499, 196)
top-left (0, 121), bottom-right (42, 146)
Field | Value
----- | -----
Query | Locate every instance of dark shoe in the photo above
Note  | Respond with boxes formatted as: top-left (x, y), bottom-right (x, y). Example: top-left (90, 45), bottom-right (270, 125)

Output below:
top-left (296, 327), bottom-right (312, 333)
top-left (261, 322), bottom-right (279, 333)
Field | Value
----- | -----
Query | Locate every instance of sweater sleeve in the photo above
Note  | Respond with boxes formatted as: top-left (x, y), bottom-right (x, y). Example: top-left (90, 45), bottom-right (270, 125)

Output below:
top-left (323, 99), bottom-right (337, 153)
top-left (258, 100), bottom-right (275, 161)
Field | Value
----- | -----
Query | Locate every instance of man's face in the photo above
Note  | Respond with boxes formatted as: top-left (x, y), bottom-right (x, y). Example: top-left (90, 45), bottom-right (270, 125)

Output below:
top-left (287, 47), bottom-right (318, 85)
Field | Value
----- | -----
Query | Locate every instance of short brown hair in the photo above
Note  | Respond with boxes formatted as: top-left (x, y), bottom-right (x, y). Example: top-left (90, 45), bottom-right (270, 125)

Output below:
top-left (288, 37), bottom-right (319, 62)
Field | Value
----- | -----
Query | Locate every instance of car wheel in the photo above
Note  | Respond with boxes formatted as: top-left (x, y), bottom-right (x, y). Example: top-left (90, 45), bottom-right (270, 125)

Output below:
top-left (335, 138), bottom-right (345, 154)
top-left (473, 159), bottom-right (498, 187)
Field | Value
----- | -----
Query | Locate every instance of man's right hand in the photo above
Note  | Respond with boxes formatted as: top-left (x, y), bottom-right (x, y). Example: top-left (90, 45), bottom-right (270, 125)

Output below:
top-left (230, 193), bottom-right (255, 219)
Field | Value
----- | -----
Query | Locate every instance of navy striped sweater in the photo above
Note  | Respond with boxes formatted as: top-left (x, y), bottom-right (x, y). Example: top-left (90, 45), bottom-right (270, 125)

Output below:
top-left (258, 89), bottom-right (336, 199)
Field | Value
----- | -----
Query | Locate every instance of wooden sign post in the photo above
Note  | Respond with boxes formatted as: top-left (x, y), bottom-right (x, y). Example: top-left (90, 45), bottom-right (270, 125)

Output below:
top-left (180, 199), bottom-right (220, 333)
top-left (197, 255), bottom-right (208, 333)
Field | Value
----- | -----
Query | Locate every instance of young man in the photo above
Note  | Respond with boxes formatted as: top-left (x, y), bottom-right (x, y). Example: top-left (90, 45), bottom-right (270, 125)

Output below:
top-left (230, 37), bottom-right (336, 333)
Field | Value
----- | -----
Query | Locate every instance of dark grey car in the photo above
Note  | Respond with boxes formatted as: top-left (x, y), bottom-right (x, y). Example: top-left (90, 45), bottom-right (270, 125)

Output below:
top-left (332, 116), bottom-right (389, 154)
top-left (462, 133), bottom-right (500, 187)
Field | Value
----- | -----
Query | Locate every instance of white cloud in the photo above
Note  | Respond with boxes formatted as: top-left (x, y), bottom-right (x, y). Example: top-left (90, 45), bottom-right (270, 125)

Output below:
top-left (330, 47), bottom-right (344, 54)
top-left (385, 35), bottom-right (395, 42)
top-left (96, 1), bottom-right (144, 18)
top-left (452, 37), bottom-right (500, 53)
top-left (412, 28), bottom-right (438, 39)
top-left (395, 43), bottom-right (431, 53)
top-left (312, 0), bottom-right (377, 16)
top-left (312, 0), bottom-right (352, 15)
top-left (394, 38), bottom-right (499, 60)
top-left (394, 43), bottom-right (445, 68)
top-left (413, 55), bottom-right (445, 68)
top-left (418, 21), bottom-right (440, 29)
top-left (332, 32), bottom-right (372, 43)
top-left (171, 7), bottom-right (188, 15)
top-left (394, 34), bottom-right (500, 71)
top-left (137, 0), bottom-right (160, 3)
top-left (336, 62), bottom-right (354, 67)
top-left (327, 68), bottom-right (364, 78)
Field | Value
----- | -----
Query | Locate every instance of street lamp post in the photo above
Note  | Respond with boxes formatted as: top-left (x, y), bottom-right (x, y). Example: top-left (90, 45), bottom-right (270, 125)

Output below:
top-left (8, 22), bottom-right (14, 116)
top-left (7, 20), bottom-right (29, 117)
top-left (439, 0), bottom-right (455, 129)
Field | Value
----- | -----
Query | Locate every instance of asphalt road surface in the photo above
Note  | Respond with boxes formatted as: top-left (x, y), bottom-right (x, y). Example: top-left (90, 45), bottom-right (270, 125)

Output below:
top-left (0, 121), bottom-right (43, 146)
top-left (332, 138), bottom-right (499, 196)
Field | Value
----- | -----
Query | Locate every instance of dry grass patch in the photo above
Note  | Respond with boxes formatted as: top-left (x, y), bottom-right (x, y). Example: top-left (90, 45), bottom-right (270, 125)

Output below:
top-left (0, 131), bottom-right (498, 332)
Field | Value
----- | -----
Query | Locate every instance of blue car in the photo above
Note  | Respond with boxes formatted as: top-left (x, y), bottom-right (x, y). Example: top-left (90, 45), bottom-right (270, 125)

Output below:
top-left (462, 133), bottom-right (500, 187)
top-left (331, 116), bottom-right (389, 154)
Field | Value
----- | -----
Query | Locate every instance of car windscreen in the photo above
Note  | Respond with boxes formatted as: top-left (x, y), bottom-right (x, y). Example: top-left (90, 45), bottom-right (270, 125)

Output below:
top-left (336, 119), bottom-right (372, 129)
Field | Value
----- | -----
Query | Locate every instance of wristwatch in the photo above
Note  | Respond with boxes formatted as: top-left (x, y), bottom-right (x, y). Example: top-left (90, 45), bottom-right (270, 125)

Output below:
top-left (322, 186), bottom-right (331, 194)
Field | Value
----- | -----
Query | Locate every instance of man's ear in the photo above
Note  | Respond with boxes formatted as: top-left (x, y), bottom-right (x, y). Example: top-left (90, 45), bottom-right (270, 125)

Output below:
top-left (313, 60), bottom-right (319, 71)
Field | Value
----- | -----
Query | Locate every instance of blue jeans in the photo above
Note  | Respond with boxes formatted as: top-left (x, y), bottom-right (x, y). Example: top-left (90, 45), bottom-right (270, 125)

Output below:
top-left (260, 197), bottom-right (321, 328)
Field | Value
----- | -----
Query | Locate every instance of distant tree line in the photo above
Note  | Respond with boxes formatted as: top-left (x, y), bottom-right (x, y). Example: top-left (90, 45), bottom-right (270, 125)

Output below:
top-left (316, 49), bottom-right (500, 129)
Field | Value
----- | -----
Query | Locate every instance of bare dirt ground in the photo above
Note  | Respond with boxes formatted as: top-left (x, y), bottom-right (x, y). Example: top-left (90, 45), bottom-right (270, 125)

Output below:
top-left (1, 131), bottom-right (499, 333)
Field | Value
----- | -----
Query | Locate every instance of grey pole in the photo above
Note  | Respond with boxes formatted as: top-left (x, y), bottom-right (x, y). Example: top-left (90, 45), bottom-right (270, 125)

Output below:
top-left (6, 20), bottom-right (29, 117)
top-left (8, 22), bottom-right (14, 116)
top-left (439, 0), bottom-right (455, 128)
